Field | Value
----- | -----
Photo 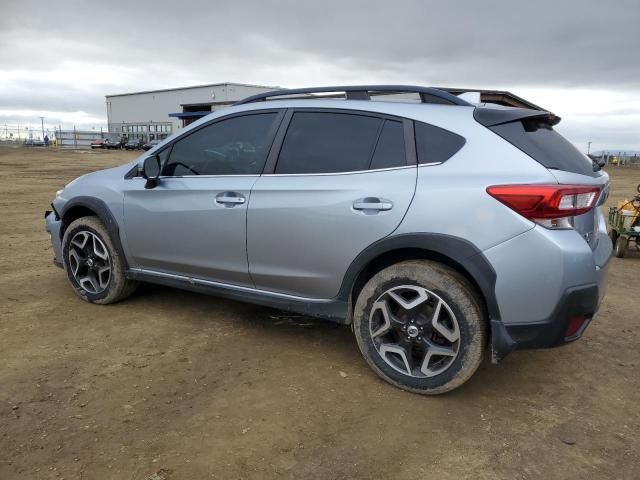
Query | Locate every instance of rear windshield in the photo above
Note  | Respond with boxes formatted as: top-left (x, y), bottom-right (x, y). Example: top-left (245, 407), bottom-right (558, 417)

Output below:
top-left (490, 118), bottom-right (597, 177)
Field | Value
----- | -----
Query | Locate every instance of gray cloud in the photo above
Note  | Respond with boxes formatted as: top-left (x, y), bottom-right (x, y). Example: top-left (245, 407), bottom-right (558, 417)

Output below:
top-left (1, 0), bottom-right (639, 147)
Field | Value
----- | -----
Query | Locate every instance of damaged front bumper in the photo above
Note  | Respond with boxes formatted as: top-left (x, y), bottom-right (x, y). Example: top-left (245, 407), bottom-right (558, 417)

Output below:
top-left (45, 209), bottom-right (64, 269)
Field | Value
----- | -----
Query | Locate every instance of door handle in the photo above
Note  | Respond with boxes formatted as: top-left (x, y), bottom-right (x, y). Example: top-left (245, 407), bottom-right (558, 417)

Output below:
top-left (215, 192), bottom-right (246, 207)
top-left (353, 197), bottom-right (393, 212)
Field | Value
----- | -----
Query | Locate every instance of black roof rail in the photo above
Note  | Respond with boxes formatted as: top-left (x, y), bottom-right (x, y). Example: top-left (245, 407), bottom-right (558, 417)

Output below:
top-left (233, 85), bottom-right (473, 107)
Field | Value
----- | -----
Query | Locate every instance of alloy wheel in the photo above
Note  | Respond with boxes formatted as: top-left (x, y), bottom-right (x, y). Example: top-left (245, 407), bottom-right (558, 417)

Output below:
top-left (369, 285), bottom-right (460, 378)
top-left (67, 230), bottom-right (112, 294)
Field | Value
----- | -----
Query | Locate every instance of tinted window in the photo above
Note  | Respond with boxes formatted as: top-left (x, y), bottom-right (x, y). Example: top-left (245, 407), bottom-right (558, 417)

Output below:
top-left (163, 113), bottom-right (278, 176)
top-left (370, 120), bottom-right (406, 169)
top-left (415, 121), bottom-right (465, 164)
top-left (276, 112), bottom-right (382, 174)
top-left (490, 119), bottom-right (597, 177)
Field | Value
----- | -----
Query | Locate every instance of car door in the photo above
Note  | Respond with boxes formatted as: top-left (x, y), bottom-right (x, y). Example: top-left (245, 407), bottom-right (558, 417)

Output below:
top-left (247, 109), bottom-right (417, 299)
top-left (122, 110), bottom-right (284, 287)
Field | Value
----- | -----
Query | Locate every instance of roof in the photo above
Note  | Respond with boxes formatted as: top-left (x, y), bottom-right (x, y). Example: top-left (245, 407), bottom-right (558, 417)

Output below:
top-left (105, 82), bottom-right (278, 98)
top-left (233, 85), bottom-right (472, 107)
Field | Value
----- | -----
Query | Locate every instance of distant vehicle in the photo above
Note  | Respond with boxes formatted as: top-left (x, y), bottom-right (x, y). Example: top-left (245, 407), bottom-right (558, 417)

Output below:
top-left (124, 138), bottom-right (144, 150)
top-left (24, 138), bottom-right (45, 147)
top-left (105, 136), bottom-right (126, 149)
top-left (142, 140), bottom-right (160, 151)
top-left (90, 138), bottom-right (107, 149)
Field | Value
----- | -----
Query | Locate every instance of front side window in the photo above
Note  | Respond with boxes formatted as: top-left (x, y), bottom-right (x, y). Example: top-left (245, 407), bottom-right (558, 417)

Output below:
top-left (275, 112), bottom-right (382, 174)
top-left (162, 113), bottom-right (279, 176)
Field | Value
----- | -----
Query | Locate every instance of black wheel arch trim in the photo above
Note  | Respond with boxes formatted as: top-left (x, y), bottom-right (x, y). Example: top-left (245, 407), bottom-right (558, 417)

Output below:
top-left (59, 196), bottom-right (129, 269)
top-left (337, 233), bottom-right (501, 322)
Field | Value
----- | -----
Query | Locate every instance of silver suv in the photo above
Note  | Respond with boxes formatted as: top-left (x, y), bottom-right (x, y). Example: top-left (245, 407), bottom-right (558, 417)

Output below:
top-left (45, 86), bottom-right (612, 394)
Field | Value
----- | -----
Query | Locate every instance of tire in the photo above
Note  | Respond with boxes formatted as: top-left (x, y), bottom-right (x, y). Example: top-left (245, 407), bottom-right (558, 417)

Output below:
top-left (608, 229), bottom-right (619, 246)
top-left (353, 260), bottom-right (487, 395)
top-left (614, 236), bottom-right (627, 258)
top-left (62, 216), bottom-right (136, 304)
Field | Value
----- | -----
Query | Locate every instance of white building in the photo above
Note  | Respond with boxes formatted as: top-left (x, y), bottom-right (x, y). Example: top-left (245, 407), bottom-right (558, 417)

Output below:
top-left (105, 82), bottom-right (277, 141)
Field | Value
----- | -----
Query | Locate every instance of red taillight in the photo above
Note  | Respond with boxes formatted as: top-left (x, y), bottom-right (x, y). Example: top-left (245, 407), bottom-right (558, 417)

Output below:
top-left (486, 184), bottom-right (600, 222)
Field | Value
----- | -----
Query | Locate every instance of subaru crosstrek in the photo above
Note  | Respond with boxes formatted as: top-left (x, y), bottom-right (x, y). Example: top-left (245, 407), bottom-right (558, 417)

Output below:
top-left (45, 86), bottom-right (612, 394)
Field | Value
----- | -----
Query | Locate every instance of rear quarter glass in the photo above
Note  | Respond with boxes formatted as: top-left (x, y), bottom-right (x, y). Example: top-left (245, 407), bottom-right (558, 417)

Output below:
top-left (414, 121), bottom-right (466, 164)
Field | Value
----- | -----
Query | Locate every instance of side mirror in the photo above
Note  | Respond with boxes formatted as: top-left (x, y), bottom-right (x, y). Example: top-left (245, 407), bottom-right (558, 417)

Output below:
top-left (142, 154), bottom-right (161, 189)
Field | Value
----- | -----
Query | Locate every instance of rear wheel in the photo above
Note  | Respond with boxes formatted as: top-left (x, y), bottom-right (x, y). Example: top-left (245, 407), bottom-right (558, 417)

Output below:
top-left (608, 229), bottom-right (619, 246)
top-left (614, 236), bottom-right (628, 258)
top-left (353, 260), bottom-right (487, 395)
top-left (62, 216), bottom-right (136, 304)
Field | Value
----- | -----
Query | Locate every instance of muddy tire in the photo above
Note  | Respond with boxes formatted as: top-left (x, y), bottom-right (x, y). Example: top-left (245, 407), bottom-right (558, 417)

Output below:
top-left (353, 260), bottom-right (487, 395)
top-left (62, 216), bottom-right (136, 304)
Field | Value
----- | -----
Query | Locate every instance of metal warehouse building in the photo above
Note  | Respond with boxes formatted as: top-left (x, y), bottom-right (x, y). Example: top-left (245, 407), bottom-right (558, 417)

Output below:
top-left (105, 82), bottom-right (277, 142)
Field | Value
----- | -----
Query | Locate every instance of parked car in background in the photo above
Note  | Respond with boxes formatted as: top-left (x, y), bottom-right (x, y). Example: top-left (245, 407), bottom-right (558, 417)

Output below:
top-left (142, 139), bottom-right (159, 151)
top-left (124, 138), bottom-right (144, 150)
top-left (105, 136), bottom-right (126, 149)
top-left (90, 138), bottom-right (107, 149)
top-left (24, 138), bottom-right (45, 146)
top-left (44, 85), bottom-right (612, 395)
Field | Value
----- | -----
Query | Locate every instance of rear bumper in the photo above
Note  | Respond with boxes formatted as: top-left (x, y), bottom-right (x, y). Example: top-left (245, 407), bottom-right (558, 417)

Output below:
top-left (488, 218), bottom-right (612, 361)
top-left (491, 282), bottom-right (602, 359)
top-left (45, 210), bottom-right (64, 269)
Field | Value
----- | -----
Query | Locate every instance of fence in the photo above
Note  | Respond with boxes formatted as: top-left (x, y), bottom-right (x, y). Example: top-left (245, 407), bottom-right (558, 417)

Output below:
top-left (55, 128), bottom-right (112, 149)
top-left (0, 123), bottom-right (111, 149)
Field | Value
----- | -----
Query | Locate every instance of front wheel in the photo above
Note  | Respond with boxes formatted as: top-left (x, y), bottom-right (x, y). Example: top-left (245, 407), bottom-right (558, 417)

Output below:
top-left (62, 216), bottom-right (136, 304)
top-left (353, 260), bottom-right (487, 395)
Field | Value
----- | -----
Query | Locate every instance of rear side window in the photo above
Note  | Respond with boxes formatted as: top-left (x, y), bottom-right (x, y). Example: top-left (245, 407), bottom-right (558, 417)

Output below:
top-left (370, 120), bottom-right (406, 170)
top-left (490, 119), bottom-right (597, 177)
top-left (276, 112), bottom-right (382, 174)
top-left (414, 121), bottom-right (465, 164)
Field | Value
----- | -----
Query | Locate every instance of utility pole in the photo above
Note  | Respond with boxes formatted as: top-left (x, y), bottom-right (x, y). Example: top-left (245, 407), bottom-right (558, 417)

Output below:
top-left (587, 141), bottom-right (592, 155)
top-left (40, 116), bottom-right (45, 140)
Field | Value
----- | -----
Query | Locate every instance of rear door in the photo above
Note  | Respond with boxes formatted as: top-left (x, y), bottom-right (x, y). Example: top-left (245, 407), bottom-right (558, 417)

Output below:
top-left (247, 109), bottom-right (417, 299)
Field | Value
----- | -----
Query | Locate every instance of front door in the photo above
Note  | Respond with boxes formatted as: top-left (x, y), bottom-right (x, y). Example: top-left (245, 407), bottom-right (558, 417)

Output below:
top-left (122, 110), bottom-right (283, 287)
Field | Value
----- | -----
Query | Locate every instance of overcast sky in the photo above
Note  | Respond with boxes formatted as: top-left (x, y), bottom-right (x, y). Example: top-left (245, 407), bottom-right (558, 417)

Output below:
top-left (1, 0), bottom-right (639, 151)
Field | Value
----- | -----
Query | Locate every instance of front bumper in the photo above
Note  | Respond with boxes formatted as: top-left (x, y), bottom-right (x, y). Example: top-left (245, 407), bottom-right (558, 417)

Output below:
top-left (45, 210), bottom-right (64, 269)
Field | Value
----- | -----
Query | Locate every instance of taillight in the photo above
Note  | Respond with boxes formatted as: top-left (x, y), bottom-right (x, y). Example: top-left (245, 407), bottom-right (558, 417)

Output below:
top-left (486, 184), bottom-right (600, 229)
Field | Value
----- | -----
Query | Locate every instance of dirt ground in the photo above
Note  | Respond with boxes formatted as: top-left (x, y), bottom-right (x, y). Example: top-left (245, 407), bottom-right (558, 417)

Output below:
top-left (0, 145), bottom-right (638, 480)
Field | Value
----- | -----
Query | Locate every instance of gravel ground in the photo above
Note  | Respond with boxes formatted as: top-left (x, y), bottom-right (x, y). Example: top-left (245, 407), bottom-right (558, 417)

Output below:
top-left (1, 146), bottom-right (639, 480)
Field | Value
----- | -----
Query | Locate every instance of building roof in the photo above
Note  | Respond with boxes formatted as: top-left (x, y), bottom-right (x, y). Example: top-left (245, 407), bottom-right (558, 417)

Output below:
top-left (105, 82), bottom-right (278, 98)
top-left (438, 88), bottom-right (547, 111)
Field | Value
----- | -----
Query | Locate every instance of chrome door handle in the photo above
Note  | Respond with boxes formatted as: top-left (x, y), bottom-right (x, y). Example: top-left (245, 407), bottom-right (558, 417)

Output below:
top-left (353, 197), bottom-right (393, 212)
top-left (215, 192), bottom-right (246, 206)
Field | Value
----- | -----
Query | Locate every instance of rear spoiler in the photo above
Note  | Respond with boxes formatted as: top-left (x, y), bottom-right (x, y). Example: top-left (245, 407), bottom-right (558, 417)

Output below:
top-left (474, 107), bottom-right (561, 127)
